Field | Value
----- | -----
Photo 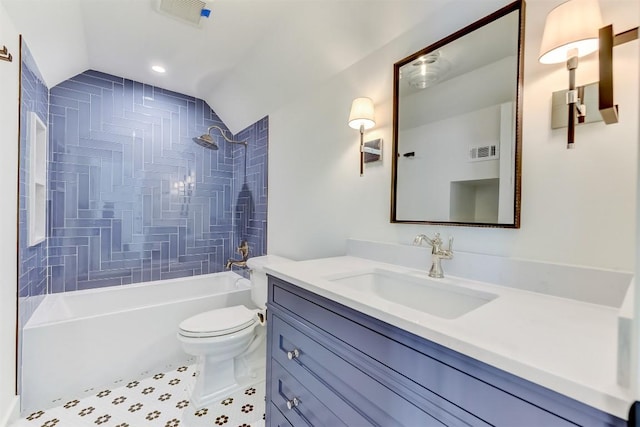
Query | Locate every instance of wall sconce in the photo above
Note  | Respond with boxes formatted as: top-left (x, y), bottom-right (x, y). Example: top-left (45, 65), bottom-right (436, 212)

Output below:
top-left (348, 97), bottom-right (376, 176)
top-left (539, 0), bottom-right (638, 148)
top-left (539, 0), bottom-right (638, 149)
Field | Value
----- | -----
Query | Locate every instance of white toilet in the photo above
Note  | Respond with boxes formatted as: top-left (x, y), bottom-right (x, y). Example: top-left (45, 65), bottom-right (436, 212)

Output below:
top-left (177, 255), bottom-right (290, 408)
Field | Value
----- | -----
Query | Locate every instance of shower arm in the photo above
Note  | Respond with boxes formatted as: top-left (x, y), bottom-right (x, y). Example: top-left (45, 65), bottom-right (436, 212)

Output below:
top-left (207, 125), bottom-right (247, 146)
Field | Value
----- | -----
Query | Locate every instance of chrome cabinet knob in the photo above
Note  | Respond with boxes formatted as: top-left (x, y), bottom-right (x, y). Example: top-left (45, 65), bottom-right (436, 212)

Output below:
top-left (287, 348), bottom-right (300, 360)
top-left (286, 397), bottom-right (299, 410)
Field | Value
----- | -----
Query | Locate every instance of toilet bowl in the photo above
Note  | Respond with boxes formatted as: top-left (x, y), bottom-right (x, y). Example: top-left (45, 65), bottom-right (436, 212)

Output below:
top-left (177, 255), bottom-right (290, 408)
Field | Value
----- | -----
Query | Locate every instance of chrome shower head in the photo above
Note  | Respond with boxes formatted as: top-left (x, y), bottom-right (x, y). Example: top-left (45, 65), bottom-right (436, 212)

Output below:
top-left (192, 133), bottom-right (219, 150)
top-left (192, 125), bottom-right (247, 150)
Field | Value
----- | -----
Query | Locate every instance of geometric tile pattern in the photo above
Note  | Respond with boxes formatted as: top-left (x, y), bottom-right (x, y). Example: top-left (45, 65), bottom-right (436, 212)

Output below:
top-left (18, 37), bottom-right (50, 397)
top-left (10, 364), bottom-right (266, 427)
top-left (18, 38), bottom-right (48, 300)
top-left (233, 116), bottom-right (268, 259)
top-left (48, 70), bottom-right (268, 292)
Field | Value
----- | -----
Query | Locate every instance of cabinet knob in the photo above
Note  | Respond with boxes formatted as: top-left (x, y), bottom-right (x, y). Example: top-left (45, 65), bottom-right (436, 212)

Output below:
top-left (286, 397), bottom-right (300, 410)
top-left (287, 348), bottom-right (300, 360)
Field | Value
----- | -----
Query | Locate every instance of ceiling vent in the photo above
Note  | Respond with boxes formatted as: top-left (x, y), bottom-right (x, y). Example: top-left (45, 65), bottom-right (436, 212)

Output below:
top-left (157, 0), bottom-right (207, 26)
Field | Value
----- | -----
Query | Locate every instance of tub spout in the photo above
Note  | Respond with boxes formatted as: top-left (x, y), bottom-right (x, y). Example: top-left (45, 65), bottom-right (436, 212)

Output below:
top-left (225, 260), bottom-right (247, 271)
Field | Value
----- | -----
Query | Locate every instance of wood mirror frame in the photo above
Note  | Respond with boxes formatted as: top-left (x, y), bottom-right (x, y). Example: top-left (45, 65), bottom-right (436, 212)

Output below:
top-left (391, 1), bottom-right (525, 228)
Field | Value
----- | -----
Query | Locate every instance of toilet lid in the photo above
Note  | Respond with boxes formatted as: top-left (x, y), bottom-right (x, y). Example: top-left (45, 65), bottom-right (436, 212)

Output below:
top-left (179, 305), bottom-right (257, 338)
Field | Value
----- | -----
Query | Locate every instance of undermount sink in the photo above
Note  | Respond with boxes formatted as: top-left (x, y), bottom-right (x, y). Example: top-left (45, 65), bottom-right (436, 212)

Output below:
top-left (327, 269), bottom-right (498, 319)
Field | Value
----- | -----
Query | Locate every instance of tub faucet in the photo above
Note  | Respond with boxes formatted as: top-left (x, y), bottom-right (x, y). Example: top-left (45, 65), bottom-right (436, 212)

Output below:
top-left (413, 233), bottom-right (453, 278)
top-left (226, 240), bottom-right (249, 270)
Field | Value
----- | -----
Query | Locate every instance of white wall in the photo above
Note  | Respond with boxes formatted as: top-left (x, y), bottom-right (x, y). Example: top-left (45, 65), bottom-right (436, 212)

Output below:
top-left (0, 3), bottom-right (20, 423)
top-left (396, 105), bottom-right (501, 221)
top-left (268, 0), bottom-right (639, 274)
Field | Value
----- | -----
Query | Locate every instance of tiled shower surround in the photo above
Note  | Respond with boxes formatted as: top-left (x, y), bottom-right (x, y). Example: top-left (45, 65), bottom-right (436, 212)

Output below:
top-left (233, 118), bottom-right (268, 261)
top-left (47, 70), bottom-right (268, 292)
top-left (18, 37), bottom-right (50, 397)
top-left (18, 39), bottom-right (49, 301)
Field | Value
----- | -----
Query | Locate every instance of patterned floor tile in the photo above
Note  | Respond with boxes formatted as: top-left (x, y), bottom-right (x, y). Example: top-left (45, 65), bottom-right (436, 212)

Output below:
top-left (12, 365), bottom-right (265, 427)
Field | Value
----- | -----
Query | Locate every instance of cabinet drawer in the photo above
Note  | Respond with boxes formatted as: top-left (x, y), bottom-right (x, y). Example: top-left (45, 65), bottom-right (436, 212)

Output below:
top-left (272, 312), bottom-right (483, 426)
top-left (269, 277), bottom-right (586, 427)
top-left (268, 403), bottom-right (293, 427)
top-left (271, 359), bottom-right (346, 426)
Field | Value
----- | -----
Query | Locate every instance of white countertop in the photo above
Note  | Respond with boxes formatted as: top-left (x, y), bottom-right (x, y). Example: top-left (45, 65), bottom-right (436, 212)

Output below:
top-left (266, 256), bottom-right (633, 420)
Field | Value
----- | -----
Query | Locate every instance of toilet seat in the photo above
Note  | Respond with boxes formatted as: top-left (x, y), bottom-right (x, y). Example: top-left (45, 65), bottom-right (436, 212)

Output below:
top-left (179, 305), bottom-right (257, 338)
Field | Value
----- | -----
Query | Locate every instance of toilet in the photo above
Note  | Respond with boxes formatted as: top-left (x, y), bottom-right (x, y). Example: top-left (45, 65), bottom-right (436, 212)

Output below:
top-left (177, 255), bottom-right (290, 408)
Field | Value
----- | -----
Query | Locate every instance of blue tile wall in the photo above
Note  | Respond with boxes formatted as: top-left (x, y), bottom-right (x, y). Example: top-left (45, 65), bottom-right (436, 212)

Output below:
top-left (233, 117), bottom-right (268, 258)
top-left (18, 36), bottom-right (49, 396)
top-left (18, 39), bottom-right (48, 301)
top-left (48, 70), bottom-right (268, 292)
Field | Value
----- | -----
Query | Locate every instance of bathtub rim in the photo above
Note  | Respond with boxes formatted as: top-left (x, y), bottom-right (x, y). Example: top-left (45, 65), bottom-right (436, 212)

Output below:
top-left (25, 270), bottom-right (251, 328)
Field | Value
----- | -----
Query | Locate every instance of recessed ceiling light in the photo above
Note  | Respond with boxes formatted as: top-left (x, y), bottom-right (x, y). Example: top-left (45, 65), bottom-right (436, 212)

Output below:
top-left (151, 65), bottom-right (166, 74)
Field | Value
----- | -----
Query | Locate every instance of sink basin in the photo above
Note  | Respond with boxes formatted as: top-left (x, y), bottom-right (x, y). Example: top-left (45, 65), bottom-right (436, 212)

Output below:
top-left (327, 269), bottom-right (498, 319)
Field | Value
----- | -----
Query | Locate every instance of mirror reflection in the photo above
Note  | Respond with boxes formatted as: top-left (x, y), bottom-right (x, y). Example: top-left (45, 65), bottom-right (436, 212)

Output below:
top-left (392, 1), bottom-right (523, 227)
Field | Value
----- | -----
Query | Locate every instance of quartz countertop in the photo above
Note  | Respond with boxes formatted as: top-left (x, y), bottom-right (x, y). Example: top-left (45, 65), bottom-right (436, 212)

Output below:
top-left (266, 256), bottom-right (633, 420)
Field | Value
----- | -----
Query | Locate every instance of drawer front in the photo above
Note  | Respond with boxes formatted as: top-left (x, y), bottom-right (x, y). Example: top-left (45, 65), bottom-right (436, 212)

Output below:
top-left (271, 359), bottom-right (347, 427)
top-left (269, 278), bottom-right (582, 427)
top-left (268, 403), bottom-right (293, 427)
top-left (272, 311), bottom-right (483, 427)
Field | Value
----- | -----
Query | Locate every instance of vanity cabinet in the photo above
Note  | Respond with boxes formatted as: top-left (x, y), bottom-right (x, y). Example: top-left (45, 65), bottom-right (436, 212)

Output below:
top-left (266, 275), bottom-right (626, 427)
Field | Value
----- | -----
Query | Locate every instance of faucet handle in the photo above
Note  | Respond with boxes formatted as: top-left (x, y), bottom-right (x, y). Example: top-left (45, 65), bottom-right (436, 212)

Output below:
top-left (413, 234), bottom-right (426, 245)
top-left (413, 234), bottom-right (434, 247)
top-left (448, 236), bottom-right (453, 252)
top-left (237, 240), bottom-right (249, 260)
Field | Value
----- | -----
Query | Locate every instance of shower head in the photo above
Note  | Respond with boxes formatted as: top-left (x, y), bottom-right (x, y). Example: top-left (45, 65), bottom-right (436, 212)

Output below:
top-left (192, 125), bottom-right (247, 150)
top-left (192, 133), bottom-right (219, 150)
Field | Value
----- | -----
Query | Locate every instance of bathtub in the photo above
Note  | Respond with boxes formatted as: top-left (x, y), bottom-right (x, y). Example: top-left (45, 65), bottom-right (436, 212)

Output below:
top-left (21, 271), bottom-right (252, 412)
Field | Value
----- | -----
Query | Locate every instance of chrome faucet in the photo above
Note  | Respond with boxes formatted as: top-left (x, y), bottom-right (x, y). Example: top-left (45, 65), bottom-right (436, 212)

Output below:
top-left (413, 233), bottom-right (453, 278)
top-left (226, 240), bottom-right (249, 270)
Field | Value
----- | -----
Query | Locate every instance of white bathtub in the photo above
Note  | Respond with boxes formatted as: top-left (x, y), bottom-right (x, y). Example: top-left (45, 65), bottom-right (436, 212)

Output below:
top-left (21, 271), bottom-right (252, 412)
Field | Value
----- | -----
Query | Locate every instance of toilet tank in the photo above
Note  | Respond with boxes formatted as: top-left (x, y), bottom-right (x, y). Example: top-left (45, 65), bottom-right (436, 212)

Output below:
top-left (246, 255), bottom-right (291, 309)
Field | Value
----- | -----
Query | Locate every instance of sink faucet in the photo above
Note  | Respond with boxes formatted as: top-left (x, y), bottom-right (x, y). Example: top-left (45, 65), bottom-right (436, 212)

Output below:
top-left (413, 233), bottom-right (453, 278)
top-left (226, 240), bottom-right (249, 270)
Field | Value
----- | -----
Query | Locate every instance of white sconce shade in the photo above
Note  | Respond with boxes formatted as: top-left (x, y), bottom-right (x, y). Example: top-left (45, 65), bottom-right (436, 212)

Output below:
top-left (348, 97), bottom-right (376, 130)
top-left (539, 0), bottom-right (603, 64)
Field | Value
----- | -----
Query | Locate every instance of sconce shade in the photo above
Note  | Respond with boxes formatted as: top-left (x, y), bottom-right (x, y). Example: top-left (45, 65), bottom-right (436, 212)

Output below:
top-left (348, 97), bottom-right (376, 130)
top-left (539, 0), bottom-right (603, 64)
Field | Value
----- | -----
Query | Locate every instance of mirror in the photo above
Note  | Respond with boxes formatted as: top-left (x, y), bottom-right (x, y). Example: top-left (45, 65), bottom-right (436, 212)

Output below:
top-left (391, 1), bottom-right (524, 227)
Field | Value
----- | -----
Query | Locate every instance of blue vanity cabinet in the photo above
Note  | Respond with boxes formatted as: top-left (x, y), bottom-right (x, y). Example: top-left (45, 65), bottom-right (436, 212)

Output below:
top-left (266, 275), bottom-right (627, 427)
top-left (269, 402), bottom-right (293, 427)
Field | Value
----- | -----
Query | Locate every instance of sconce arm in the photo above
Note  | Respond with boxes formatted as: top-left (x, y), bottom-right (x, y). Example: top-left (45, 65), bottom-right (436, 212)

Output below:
top-left (359, 124), bottom-right (364, 176)
top-left (613, 27), bottom-right (639, 46)
top-left (599, 25), bottom-right (639, 125)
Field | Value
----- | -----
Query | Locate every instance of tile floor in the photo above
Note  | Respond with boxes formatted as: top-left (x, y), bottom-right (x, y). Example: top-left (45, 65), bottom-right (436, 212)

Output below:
top-left (11, 364), bottom-right (265, 427)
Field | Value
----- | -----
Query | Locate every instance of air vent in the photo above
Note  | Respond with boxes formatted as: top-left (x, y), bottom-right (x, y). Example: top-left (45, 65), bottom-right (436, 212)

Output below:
top-left (157, 0), bottom-right (207, 26)
top-left (469, 144), bottom-right (499, 162)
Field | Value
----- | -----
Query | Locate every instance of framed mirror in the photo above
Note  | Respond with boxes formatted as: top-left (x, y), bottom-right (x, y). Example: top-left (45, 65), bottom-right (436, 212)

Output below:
top-left (391, 1), bottom-right (524, 227)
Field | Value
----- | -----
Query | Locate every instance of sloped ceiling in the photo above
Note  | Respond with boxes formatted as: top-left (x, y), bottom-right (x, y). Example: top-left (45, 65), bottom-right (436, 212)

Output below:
top-left (3, 0), bottom-right (450, 133)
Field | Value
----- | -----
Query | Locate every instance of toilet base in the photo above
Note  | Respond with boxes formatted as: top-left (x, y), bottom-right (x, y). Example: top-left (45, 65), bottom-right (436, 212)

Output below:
top-left (188, 363), bottom-right (264, 408)
top-left (187, 341), bottom-right (266, 409)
